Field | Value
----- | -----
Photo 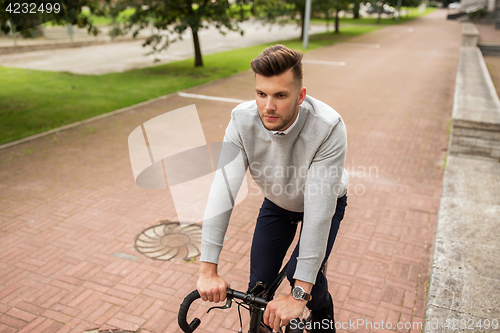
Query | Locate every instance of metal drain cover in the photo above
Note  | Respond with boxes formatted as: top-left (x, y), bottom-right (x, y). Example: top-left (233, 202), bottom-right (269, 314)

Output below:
top-left (134, 222), bottom-right (202, 261)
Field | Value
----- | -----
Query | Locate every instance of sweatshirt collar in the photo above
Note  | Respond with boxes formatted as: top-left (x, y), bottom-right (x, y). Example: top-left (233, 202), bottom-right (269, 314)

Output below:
top-left (271, 108), bottom-right (300, 136)
top-left (266, 104), bottom-right (307, 143)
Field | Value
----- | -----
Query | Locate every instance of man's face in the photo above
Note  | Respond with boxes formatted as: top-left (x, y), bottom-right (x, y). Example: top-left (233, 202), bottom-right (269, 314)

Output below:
top-left (255, 70), bottom-right (306, 132)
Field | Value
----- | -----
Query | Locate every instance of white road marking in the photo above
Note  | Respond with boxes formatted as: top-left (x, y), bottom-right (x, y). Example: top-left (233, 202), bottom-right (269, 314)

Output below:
top-left (178, 92), bottom-right (247, 104)
top-left (303, 59), bottom-right (346, 66)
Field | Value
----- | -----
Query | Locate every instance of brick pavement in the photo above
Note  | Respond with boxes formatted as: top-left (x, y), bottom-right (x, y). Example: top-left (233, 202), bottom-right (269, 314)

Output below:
top-left (0, 9), bottom-right (462, 333)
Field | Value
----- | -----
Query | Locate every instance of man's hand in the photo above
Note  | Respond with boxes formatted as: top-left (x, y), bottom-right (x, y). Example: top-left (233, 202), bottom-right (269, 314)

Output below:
top-left (197, 262), bottom-right (229, 303)
top-left (264, 294), bottom-right (307, 332)
top-left (264, 280), bottom-right (312, 332)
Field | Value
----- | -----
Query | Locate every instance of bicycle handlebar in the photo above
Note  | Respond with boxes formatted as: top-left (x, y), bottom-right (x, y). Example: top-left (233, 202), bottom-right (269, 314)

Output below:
top-left (178, 288), bottom-right (269, 333)
top-left (178, 290), bottom-right (202, 333)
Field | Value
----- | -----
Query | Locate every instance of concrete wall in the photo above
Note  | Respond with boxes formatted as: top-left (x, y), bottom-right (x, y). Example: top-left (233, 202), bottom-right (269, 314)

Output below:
top-left (460, 0), bottom-right (495, 12)
top-left (461, 0), bottom-right (483, 8)
top-left (448, 23), bottom-right (500, 160)
top-left (488, 0), bottom-right (496, 12)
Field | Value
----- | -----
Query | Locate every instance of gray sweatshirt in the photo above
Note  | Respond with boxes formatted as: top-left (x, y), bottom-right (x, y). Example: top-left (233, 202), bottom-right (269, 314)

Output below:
top-left (201, 95), bottom-right (349, 284)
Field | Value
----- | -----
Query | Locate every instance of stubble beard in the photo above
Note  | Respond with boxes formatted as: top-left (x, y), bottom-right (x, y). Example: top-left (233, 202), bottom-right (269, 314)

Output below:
top-left (260, 99), bottom-right (299, 132)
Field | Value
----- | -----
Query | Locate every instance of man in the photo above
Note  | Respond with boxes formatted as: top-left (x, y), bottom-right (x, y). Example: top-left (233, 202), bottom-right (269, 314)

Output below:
top-left (197, 45), bottom-right (348, 333)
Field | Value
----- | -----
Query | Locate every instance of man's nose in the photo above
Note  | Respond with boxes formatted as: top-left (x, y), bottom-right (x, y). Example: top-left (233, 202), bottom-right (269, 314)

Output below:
top-left (264, 97), bottom-right (275, 111)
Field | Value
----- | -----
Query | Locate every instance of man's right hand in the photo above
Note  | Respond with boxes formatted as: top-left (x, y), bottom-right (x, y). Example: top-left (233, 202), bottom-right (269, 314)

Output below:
top-left (197, 262), bottom-right (229, 303)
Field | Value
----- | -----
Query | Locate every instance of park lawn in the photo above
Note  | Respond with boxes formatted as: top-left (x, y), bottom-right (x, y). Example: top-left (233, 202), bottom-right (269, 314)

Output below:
top-left (0, 25), bottom-right (379, 145)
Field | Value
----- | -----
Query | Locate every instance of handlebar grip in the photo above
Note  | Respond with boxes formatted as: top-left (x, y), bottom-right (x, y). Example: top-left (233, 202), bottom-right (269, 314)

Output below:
top-left (178, 290), bottom-right (202, 333)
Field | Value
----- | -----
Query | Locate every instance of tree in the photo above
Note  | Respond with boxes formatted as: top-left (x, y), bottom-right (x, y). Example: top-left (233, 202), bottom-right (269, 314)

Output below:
top-left (314, 0), bottom-right (350, 34)
top-left (387, 0), bottom-right (421, 20)
top-left (0, 0), bottom-right (100, 38)
top-left (316, 0), bottom-right (336, 32)
top-left (251, 0), bottom-right (308, 40)
top-left (289, 0), bottom-right (347, 40)
top-left (107, 0), bottom-right (250, 67)
top-left (333, 0), bottom-right (350, 34)
top-left (253, 0), bottom-right (350, 40)
top-left (351, 0), bottom-right (362, 19)
top-left (367, 0), bottom-right (422, 24)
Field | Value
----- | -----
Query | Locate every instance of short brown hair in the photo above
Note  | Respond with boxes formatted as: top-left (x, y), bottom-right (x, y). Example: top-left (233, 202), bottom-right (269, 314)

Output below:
top-left (251, 44), bottom-right (303, 87)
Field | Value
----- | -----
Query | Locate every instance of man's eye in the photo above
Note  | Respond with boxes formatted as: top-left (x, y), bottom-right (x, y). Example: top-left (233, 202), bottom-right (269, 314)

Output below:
top-left (278, 94), bottom-right (286, 98)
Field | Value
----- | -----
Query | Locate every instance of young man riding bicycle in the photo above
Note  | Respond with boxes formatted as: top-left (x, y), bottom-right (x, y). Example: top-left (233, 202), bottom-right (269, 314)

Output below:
top-left (197, 45), bottom-right (348, 333)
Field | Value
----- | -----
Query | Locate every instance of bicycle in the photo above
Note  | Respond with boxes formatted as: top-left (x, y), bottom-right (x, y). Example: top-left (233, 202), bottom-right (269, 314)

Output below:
top-left (178, 262), bottom-right (309, 333)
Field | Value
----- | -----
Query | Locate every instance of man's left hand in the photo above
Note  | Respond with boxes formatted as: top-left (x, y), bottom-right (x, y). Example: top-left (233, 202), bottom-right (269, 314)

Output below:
top-left (264, 294), bottom-right (307, 332)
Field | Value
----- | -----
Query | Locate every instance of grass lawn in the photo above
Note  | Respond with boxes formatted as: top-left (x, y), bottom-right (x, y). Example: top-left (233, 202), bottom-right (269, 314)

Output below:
top-left (0, 25), bottom-right (380, 145)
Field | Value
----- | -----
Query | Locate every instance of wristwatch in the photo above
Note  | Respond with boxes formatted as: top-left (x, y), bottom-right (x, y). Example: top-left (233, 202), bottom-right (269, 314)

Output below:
top-left (292, 286), bottom-right (312, 302)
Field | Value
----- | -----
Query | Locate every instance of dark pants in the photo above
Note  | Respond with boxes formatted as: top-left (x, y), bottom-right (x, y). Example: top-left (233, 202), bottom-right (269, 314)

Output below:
top-left (248, 195), bottom-right (347, 311)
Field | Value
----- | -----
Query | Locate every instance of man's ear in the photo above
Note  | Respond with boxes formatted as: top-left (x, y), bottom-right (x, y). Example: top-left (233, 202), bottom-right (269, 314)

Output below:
top-left (298, 87), bottom-right (307, 105)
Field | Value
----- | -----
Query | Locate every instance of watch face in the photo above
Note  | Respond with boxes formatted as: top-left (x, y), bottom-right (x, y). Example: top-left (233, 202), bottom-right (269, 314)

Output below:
top-left (293, 287), bottom-right (304, 300)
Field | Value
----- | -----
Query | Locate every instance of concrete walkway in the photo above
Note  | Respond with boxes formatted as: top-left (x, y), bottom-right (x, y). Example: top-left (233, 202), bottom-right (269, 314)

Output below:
top-left (424, 156), bottom-right (500, 332)
top-left (0, 9), bottom-right (462, 333)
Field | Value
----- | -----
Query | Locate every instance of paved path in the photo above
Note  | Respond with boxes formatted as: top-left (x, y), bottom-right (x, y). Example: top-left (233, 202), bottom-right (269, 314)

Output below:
top-left (0, 9), bottom-right (461, 333)
top-left (476, 22), bottom-right (500, 44)
top-left (0, 21), bottom-right (329, 75)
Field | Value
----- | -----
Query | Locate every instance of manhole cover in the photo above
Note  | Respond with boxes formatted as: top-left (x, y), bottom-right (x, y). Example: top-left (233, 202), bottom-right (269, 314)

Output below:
top-left (134, 222), bottom-right (202, 261)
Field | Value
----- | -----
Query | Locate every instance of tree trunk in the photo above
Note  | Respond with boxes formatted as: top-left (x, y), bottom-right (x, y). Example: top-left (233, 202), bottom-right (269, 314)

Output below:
top-left (300, 6), bottom-right (306, 41)
top-left (325, 10), bottom-right (331, 32)
top-left (10, 21), bottom-right (17, 46)
top-left (396, 0), bottom-right (402, 22)
top-left (353, 1), bottom-right (360, 19)
top-left (335, 5), bottom-right (340, 34)
top-left (191, 27), bottom-right (203, 67)
top-left (377, 7), bottom-right (382, 24)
